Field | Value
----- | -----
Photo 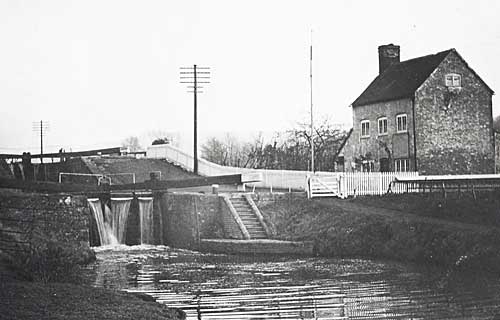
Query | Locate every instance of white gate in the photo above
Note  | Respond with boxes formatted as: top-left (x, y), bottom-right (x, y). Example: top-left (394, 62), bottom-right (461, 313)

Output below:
top-left (307, 174), bottom-right (343, 198)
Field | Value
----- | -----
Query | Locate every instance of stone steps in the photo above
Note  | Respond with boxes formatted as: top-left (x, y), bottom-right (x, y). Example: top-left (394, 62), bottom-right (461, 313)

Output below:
top-left (229, 195), bottom-right (267, 240)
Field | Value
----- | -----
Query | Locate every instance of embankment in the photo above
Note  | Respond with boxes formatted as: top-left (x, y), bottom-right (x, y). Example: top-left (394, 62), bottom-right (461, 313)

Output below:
top-left (258, 194), bottom-right (500, 273)
top-left (0, 279), bottom-right (185, 320)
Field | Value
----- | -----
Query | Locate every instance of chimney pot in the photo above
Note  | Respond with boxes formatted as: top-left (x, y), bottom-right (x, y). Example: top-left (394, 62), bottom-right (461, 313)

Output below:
top-left (378, 44), bottom-right (400, 74)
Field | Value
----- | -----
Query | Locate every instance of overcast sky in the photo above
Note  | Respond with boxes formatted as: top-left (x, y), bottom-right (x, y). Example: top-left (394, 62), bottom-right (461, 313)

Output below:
top-left (1, 0), bottom-right (499, 154)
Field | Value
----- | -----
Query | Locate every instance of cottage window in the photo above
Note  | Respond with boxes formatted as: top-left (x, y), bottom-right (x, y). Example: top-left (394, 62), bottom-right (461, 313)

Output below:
top-left (445, 73), bottom-right (461, 87)
top-left (394, 158), bottom-right (409, 172)
top-left (396, 114), bottom-right (407, 133)
top-left (378, 117), bottom-right (388, 135)
top-left (361, 120), bottom-right (370, 137)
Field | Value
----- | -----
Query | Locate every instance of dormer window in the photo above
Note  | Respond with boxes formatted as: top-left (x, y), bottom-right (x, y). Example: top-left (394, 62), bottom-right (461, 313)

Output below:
top-left (445, 73), bottom-right (461, 87)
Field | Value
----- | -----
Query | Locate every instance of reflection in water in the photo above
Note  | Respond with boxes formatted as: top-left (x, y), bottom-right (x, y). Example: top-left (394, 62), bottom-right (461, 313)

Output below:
top-left (85, 246), bottom-right (500, 319)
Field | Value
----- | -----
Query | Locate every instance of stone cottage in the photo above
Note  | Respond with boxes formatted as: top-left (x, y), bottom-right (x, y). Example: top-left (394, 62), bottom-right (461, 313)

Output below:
top-left (336, 44), bottom-right (495, 174)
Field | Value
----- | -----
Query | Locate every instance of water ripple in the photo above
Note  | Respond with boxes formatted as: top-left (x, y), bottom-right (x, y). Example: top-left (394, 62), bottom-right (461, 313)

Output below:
top-left (83, 246), bottom-right (500, 319)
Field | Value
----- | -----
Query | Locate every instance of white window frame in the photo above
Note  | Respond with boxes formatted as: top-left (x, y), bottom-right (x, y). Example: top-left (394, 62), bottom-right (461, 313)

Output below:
top-left (361, 120), bottom-right (370, 138)
top-left (445, 73), bottom-right (461, 87)
top-left (394, 158), bottom-right (409, 172)
top-left (378, 117), bottom-right (388, 135)
top-left (396, 114), bottom-right (407, 133)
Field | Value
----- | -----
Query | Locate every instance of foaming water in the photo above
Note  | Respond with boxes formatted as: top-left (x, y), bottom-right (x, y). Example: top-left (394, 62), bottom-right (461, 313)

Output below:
top-left (85, 247), bottom-right (500, 319)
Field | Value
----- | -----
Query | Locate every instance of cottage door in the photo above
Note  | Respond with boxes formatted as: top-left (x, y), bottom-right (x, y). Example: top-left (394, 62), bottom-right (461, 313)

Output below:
top-left (380, 158), bottom-right (390, 172)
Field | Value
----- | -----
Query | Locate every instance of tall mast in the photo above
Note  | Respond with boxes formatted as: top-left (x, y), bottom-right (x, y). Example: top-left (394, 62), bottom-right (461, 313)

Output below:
top-left (310, 30), bottom-right (314, 173)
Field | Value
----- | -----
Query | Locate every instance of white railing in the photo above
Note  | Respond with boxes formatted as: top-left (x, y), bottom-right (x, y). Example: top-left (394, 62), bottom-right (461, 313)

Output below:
top-left (147, 144), bottom-right (317, 190)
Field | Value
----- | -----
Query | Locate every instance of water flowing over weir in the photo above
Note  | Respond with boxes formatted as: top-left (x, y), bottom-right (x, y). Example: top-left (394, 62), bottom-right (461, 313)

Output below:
top-left (87, 197), bottom-right (132, 246)
top-left (138, 197), bottom-right (154, 244)
top-left (110, 198), bottom-right (132, 244)
top-left (88, 198), bottom-right (114, 245)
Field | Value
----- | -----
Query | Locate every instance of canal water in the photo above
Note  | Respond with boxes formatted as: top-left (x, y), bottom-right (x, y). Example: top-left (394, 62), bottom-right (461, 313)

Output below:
top-left (85, 245), bottom-right (500, 319)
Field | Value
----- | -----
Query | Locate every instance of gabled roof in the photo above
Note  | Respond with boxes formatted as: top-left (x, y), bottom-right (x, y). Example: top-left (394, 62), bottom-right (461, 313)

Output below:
top-left (352, 49), bottom-right (453, 107)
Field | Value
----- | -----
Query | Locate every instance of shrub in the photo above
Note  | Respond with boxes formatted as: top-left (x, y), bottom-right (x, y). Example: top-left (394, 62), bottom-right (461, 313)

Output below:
top-left (7, 232), bottom-right (96, 283)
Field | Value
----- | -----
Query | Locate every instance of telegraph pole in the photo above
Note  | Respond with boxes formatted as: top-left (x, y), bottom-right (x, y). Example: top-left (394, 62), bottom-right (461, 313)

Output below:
top-left (32, 120), bottom-right (49, 180)
top-left (180, 65), bottom-right (210, 175)
top-left (32, 120), bottom-right (49, 164)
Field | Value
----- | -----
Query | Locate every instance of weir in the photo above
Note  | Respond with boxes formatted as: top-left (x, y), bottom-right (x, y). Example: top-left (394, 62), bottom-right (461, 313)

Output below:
top-left (1, 173), bottom-right (312, 254)
top-left (88, 198), bottom-right (115, 245)
top-left (88, 197), bottom-right (133, 246)
top-left (138, 197), bottom-right (154, 244)
top-left (86, 191), bottom-right (312, 255)
top-left (110, 198), bottom-right (132, 244)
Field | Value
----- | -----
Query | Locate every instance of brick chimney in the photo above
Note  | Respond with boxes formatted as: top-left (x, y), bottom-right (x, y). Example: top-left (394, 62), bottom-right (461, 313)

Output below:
top-left (378, 44), bottom-right (400, 74)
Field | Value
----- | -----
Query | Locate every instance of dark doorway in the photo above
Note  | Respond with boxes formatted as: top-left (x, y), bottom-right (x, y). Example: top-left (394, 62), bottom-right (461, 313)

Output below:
top-left (380, 158), bottom-right (390, 172)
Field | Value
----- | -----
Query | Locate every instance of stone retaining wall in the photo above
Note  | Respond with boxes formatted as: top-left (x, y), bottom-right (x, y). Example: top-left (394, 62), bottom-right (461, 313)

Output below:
top-left (159, 193), bottom-right (225, 249)
top-left (0, 190), bottom-right (90, 245)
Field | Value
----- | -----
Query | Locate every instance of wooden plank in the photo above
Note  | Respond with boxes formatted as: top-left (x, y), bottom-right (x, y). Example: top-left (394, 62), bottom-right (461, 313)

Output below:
top-left (0, 147), bottom-right (122, 159)
top-left (0, 174), bottom-right (243, 193)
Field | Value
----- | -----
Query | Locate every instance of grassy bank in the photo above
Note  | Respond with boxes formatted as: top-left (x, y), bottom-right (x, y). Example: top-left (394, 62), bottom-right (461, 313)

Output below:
top-left (260, 195), bottom-right (500, 274)
top-left (0, 235), bottom-right (185, 320)
top-left (353, 192), bottom-right (500, 228)
top-left (0, 278), bottom-right (185, 320)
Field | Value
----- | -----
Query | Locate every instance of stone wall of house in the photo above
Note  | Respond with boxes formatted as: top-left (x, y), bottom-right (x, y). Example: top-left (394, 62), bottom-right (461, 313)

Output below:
top-left (415, 50), bottom-right (494, 174)
top-left (340, 98), bottom-right (415, 172)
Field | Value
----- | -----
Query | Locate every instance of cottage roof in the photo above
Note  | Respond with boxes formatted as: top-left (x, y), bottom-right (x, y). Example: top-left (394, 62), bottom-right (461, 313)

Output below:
top-left (351, 49), bottom-right (455, 107)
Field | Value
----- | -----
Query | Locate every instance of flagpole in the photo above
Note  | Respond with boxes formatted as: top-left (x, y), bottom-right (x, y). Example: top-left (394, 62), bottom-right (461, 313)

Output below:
top-left (310, 29), bottom-right (314, 173)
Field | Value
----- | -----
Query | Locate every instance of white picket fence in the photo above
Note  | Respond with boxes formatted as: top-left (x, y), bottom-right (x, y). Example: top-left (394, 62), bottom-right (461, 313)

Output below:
top-left (307, 172), bottom-right (419, 198)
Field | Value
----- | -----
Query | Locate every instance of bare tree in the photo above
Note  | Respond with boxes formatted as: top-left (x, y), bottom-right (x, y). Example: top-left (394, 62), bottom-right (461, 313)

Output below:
top-left (200, 121), bottom-right (348, 171)
top-left (121, 136), bottom-right (142, 152)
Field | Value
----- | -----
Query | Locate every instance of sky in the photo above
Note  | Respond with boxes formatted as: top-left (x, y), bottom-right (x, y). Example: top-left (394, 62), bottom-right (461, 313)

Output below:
top-left (1, 0), bottom-right (500, 154)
